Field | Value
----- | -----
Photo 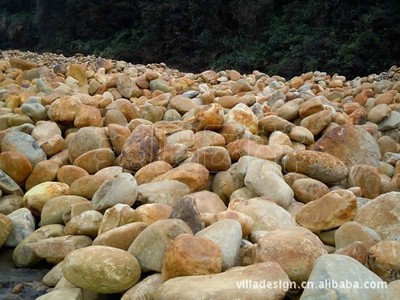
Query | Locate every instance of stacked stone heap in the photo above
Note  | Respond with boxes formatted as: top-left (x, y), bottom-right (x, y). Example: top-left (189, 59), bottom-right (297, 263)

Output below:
top-left (0, 49), bottom-right (400, 299)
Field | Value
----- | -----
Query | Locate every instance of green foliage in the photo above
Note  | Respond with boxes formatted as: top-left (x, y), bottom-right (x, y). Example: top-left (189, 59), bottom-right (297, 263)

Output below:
top-left (0, 0), bottom-right (398, 78)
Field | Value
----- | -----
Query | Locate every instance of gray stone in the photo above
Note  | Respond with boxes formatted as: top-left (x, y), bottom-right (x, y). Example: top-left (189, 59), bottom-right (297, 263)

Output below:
top-left (169, 197), bottom-right (205, 234)
top-left (354, 192), bottom-right (400, 241)
top-left (0, 169), bottom-right (23, 196)
top-left (196, 219), bottom-right (242, 270)
top-left (243, 157), bottom-right (294, 209)
top-left (300, 254), bottom-right (390, 299)
top-left (91, 173), bottom-right (138, 211)
top-left (5, 208), bottom-right (35, 247)
top-left (1, 131), bottom-right (47, 167)
top-left (378, 111), bottom-right (400, 131)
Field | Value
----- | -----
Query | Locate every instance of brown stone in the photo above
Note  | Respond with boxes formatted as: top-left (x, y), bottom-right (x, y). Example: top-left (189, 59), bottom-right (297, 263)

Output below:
top-left (299, 97), bottom-right (324, 118)
top-left (68, 127), bottom-right (111, 164)
top-left (282, 150), bottom-right (349, 184)
top-left (300, 109), bottom-right (333, 136)
top-left (134, 161), bottom-right (172, 185)
top-left (25, 160), bottom-right (59, 191)
top-left (169, 197), bottom-right (205, 234)
top-left (295, 189), bottom-right (357, 232)
top-left (354, 192), bottom-right (400, 241)
top-left (93, 222), bottom-right (147, 250)
top-left (162, 234), bottom-right (222, 280)
top-left (154, 262), bottom-right (290, 300)
top-left (134, 203), bottom-right (174, 225)
top-left (193, 130), bottom-right (225, 150)
top-left (375, 91), bottom-right (395, 105)
top-left (368, 241), bottom-right (400, 282)
top-left (170, 95), bottom-right (197, 114)
top-left (225, 103), bottom-right (258, 134)
top-left (107, 124), bottom-right (131, 156)
top-left (118, 124), bottom-right (158, 172)
top-left (292, 178), bottom-right (330, 203)
top-left (0, 151), bottom-right (32, 185)
top-left (347, 165), bottom-right (381, 199)
top-left (98, 204), bottom-right (136, 234)
top-left (57, 165), bottom-right (89, 186)
top-left (353, 88), bottom-right (374, 106)
top-left (70, 174), bottom-right (110, 199)
top-left (41, 195), bottom-right (89, 226)
top-left (153, 163), bottom-right (209, 192)
top-left (73, 148), bottom-right (115, 175)
top-left (189, 146), bottom-right (231, 171)
top-left (192, 103), bottom-right (224, 131)
top-left (311, 125), bottom-right (381, 167)
top-left (0, 213), bottom-right (12, 248)
top-left (335, 221), bottom-right (381, 250)
top-left (66, 64), bottom-right (87, 86)
top-left (255, 226), bottom-right (327, 283)
top-left (259, 114), bottom-right (294, 134)
top-left (214, 211), bottom-right (254, 237)
top-left (73, 104), bottom-right (103, 127)
top-left (219, 122), bottom-right (245, 144)
top-left (49, 96), bottom-right (81, 124)
top-left (335, 241), bottom-right (368, 265)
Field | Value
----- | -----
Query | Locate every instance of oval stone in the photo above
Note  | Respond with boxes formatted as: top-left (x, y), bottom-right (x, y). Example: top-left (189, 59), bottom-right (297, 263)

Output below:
top-left (282, 150), bottom-right (349, 184)
top-left (62, 245), bottom-right (141, 294)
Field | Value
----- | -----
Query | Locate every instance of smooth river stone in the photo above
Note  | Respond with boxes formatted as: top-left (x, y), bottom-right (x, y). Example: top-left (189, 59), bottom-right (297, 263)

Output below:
top-left (189, 146), bottom-right (231, 171)
top-left (25, 160), bottom-right (59, 191)
top-left (93, 222), bottom-right (147, 250)
top-left (0, 213), bottom-right (13, 248)
top-left (134, 161), bottom-right (173, 185)
top-left (154, 262), bottom-right (290, 300)
top-left (152, 163), bottom-right (209, 192)
top-left (243, 158), bottom-right (294, 209)
top-left (91, 173), bottom-right (138, 211)
top-left (282, 150), bottom-right (348, 184)
top-left (335, 221), bottom-right (381, 250)
top-left (300, 254), bottom-right (390, 299)
top-left (255, 226), bottom-right (327, 283)
top-left (33, 235), bottom-right (93, 262)
top-left (137, 180), bottom-right (190, 207)
top-left (192, 103), bottom-right (225, 131)
top-left (62, 245), bottom-right (141, 294)
top-left (228, 197), bottom-right (296, 232)
top-left (368, 241), bottom-right (400, 282)
top-left (97, 204), bottom-right (136, 234)
top-left (1, 131), bottom-right (47, 167)
top-left (0, 169), bottom-right (23, 196)
top-left (56, 165), bottom-right (89, 186)
top-left (40, 195), bottom-right (89, 226)
top-left (12, 224), bottom-right (65, 267)
top-left (128, 219), bottom-right (192, 272)
top-left (354, 192), bottom-right (400, 241)
top-left (295, 190), bottom-right (357, 232)
top-left (49, 96), bottom-right (81, 124)
top-left (23, 182), bottom-right (70, 216)
top-left (0, 151), bottom-right (32, 185)
top-left (73, 148), bottom-right (115, 175)
top-left (311, 125), bottom-right (381, 167)
top-left (196, 219), bottom-right (242, 271)
top-left (64, 210), bottom-right (103, 238)
top-left (68, 127), bottom-right (111, 164)
top-left (5, 208), bottom-right (35, 247)
top-left (162, 234), bottom-right (222, 280)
